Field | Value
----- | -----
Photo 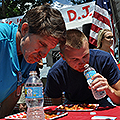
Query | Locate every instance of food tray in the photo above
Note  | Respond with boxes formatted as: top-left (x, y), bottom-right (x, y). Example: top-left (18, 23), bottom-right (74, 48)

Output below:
top-left (44, 106), bottom-right (68, 120)
top-left (57, 104), bottom-right (99, 112)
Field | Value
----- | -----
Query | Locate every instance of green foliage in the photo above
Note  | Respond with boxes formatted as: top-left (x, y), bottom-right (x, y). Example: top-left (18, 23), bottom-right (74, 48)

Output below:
top-left (0, 0), bottom-right (93, 19)
top-left (0, 0), bottom-right (53, 19)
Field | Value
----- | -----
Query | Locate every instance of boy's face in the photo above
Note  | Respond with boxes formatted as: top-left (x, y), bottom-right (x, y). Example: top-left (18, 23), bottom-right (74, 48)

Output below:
top-left (62, 40), bottom-right (90, 72)
top-left (20, 34), bottom-right (59, 64)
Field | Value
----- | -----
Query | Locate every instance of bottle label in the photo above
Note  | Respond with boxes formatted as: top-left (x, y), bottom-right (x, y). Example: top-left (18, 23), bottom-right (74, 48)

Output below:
top-left (25, 87), bottom-right (43, 99)
top-left (84, 70), bottom-right (96, 80)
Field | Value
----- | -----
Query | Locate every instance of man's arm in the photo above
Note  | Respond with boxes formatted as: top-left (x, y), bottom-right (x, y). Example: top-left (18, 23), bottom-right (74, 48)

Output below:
top-left (107, 80), bottom-right (120, 105)
top-left (51, 97), bottom-right (62, 105)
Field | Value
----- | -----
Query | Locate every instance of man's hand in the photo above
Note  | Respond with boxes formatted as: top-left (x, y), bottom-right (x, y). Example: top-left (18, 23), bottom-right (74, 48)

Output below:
top-left (91, 73), bottom-right (120, 104)
top-left (91, 73), bottom-right (109, 92)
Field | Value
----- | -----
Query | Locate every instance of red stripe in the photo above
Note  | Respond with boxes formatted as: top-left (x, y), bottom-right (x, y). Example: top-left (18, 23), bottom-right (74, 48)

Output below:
top-left (110, 48), bottom-right (114, 56)
top-left (110, 14), bottom-right (116, 44)
top-left (93, 11), bottom-right (111, 27)
top-left (90, 24), bottom-right (102, 33)
top-left (89, 36), bottom-right (97, 46)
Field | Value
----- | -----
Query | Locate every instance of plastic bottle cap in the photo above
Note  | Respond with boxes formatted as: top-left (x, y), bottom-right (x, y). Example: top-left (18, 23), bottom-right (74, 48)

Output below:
top-left (29, 71), bottom-right (37, 75)
top-left (84, 64), bottom-right (89, 68)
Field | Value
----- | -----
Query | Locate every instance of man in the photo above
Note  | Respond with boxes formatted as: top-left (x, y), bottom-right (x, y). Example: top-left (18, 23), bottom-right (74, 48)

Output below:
top-left (0, 3), bottom-right (66, 118)
top-left (45, 29), bottom-right (120, 107)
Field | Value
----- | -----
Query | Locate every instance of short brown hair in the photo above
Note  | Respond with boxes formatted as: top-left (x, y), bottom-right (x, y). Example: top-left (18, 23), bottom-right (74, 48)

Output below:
top-left (18, 3), bottom-right (66, 45)
top-left (60, 29), bottom-right (88, 53)
top-left (65, 29), bottom-right (88, 49)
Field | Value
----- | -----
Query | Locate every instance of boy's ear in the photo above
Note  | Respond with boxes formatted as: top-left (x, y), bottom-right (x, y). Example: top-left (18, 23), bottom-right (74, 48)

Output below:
top-left (21, 22), bottom-right (29, 36)
top-left (59, 52), bottom-right (65, 60)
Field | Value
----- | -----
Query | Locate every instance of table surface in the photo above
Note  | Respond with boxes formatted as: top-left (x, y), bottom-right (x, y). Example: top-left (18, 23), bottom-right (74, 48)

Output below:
top-left (58, 106), bottom-right (120, 120)
top-left (1, 106), bottom-right (120, 120)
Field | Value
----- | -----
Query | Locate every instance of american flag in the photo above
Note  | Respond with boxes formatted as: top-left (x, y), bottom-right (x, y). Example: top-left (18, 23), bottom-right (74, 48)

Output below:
top-left (89, 0), bottom-right (115, 55)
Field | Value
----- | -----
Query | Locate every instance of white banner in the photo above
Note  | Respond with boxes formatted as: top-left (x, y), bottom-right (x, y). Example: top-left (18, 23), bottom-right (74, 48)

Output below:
top-left (60, 1), bottom-right (95, 23)
top-left (0, 15), bottom-right (23, 24)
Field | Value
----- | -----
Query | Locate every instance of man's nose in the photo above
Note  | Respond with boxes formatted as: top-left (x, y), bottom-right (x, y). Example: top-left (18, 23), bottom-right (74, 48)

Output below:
top-left (42, 48), bottom-right (51, 58)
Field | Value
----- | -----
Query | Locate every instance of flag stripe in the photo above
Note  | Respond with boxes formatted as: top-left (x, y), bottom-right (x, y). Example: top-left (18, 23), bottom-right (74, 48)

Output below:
top-left (90, 30), bottom-right (99, 39)
top-left (93, 11), bottom-right (111, 27)
top-left (92, 18), bottom-right (111, 30)
top-left (89, 0), bottom-right (115, 55)
top-left (110, 14), bottom-right (116, 44)
top-left (89, 36), bottom-right (97, 46)
top-left (90, 24), bottom-right (102, 33)
top-left (95, 5), bottom-right (110, 20)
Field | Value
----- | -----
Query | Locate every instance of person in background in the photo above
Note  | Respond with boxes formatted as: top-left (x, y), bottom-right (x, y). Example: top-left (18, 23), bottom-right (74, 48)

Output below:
top-left (0, 3), bottom-right (66, 118)
top-left (45, 29), bottom-right (120, 107)
top-left (97, 29), bottom-right (118, 63)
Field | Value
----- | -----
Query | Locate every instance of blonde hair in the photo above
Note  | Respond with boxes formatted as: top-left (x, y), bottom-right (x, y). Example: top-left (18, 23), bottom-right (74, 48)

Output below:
top-left (97, 29), bottom-right (112, 49)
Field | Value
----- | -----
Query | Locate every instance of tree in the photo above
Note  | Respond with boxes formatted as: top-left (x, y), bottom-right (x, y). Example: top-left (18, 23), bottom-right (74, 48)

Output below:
top-left (0, 0), bottom-right (94, 19)
top-left (0, 0), bottom-right (53, 19)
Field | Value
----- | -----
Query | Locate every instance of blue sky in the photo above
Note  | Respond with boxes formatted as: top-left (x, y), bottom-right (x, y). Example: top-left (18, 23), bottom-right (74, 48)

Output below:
top-left (53, 0), bottom-right (72, 5)
top-left (53, 0), bottom-right (95, 5)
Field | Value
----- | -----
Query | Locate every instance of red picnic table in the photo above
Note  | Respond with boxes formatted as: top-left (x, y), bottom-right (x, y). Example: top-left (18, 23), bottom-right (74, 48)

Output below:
top-left (1, 105), bottom-right (120, 120)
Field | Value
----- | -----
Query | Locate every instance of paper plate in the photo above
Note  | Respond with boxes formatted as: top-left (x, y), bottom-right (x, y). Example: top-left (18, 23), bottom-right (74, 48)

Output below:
top-left (5, 112), bottom-right (26, 120)
top-left (5, 106), bottom-right (68, 120)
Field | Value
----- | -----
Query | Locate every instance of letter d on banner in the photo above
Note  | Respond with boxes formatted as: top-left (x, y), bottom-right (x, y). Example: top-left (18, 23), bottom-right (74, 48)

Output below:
top-left (67, 10), bottom-right (77, 22)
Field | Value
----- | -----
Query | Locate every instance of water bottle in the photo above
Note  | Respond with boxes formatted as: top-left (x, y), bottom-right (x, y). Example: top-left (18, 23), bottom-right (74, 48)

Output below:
top-left (84, 64), bottom-right (106, 100)
top-left (25, 71), bottom-right (45, 120)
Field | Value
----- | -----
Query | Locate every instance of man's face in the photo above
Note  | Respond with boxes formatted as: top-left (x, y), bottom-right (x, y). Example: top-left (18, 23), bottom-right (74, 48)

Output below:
top-left (20, 34), bottom-right (59, 64)
top-left (63, 40), bottom-right (90, 72)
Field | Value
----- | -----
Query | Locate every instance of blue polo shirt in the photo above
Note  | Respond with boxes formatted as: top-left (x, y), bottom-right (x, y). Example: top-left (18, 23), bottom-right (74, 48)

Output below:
top-left (0, 23), bottom-right (37, 103)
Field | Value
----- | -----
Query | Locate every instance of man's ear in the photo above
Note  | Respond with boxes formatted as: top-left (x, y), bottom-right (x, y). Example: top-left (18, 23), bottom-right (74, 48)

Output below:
top-left (21, 22), bottom-right (29, 36)
top-left (59, 52), bottom-right (65, 60)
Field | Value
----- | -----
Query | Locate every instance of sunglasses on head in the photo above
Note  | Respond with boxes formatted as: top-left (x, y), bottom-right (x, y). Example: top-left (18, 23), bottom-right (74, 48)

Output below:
top-left (105, 36), bottom-right (114, 39)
